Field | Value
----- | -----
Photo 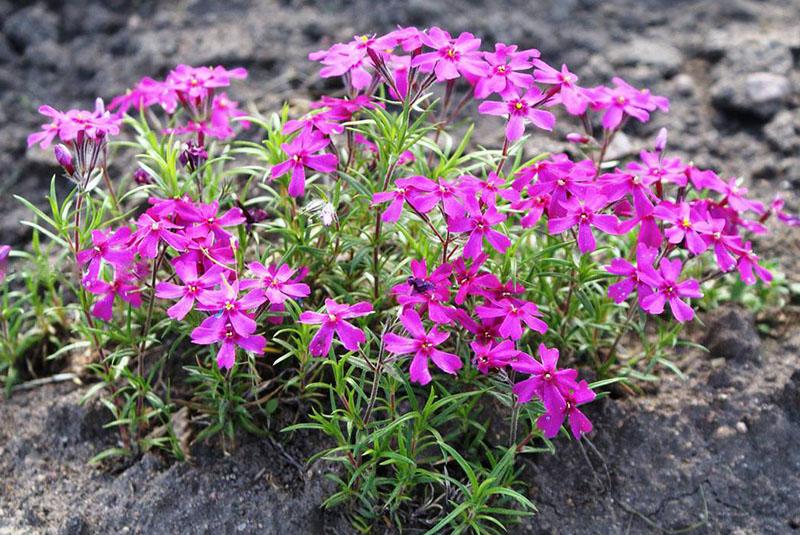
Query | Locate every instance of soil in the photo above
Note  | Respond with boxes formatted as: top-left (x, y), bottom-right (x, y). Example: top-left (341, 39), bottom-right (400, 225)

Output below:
top-left (1, 0), bottom-right (799, 534)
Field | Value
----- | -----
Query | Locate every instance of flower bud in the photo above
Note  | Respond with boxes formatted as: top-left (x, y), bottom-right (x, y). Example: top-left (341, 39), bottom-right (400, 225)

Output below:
top-left (654, 127), bottom-right (668, 153)
top-left (54, 144), bottom-right (75, 175)
top-left (180, 141), bottom-right (208, 171)
top-left (0, 245), bottom-right (10, 284)
top-left (566, 133), bottom-right (590, 144)
top-left (133, 168), bottom-right (152, 185)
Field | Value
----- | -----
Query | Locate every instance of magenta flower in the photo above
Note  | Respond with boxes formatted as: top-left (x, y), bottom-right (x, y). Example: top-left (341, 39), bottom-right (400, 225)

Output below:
top-left (590, 77), bottom-right (668, 130)
top-left (383, 309), bottom-right (462, 385)
top-left (300, 299), bottom-right (373, 356)
top-left (475, 298), bottom-right (547, 340)
top-left (478, 88), bottom-right (555, 141)
top-left (411, 27), bottom-right (488, 81)
top-left (0, 246), bottom-right (10, 283)
top-left (132, 212), bottom-right (190, 259)
top-left (84, 271), bottom-right (142, 322)
top-left (694, 218), bottom-right (742, 272)
top-left (459, 172), bottom-right (511, 207)
top-left (639, 258), bottom-right (703, 323)
top-left (512, 344), bottom-right (578, 410)
top-left (392, 259), bottom-right (454, 324)
top-left (76, 227), bottom-right (134, 282)
top-left (527, 156), bottom-right (595, 214)
top-left (155, 262), bottom-right (223, 320)
top-left (448, 197), bottom-right (511, 259)
top-left (190, 320), bottom-right (265, 370)
top-left (547, 194), bottom-right (621, 253)
top-left (245, 262), bottom-right (311, 305)
top-left (599, 169), bottom-right (658, 217)
top-left (513, 193), bottom-right (550, 228)
top-left (372, 175), bottom-right (438, 222)
top-left (474, 43), bottom-right (537, 99)
top-left (452, 254), bottom-right (497, 305)
top-left (27, 106), bottom-right (68, 149)
top-left (653, 201), bottom-right (709, 255)
top-left (180, 201), bottom-right (246, 241)
top-left (308, 35), bottom-right (378, 90)
top-left (271, 130), bottom-right (338, 197)
top-left (471, 339), bottom-right (520, 375)
top-left (532, 61), bottom-right (588, 115)
top-left (735, 242), bottom-right (772, 286)
top-left (605, 244), bottom-right (658, 304)
top-left (626, 150), bottom-right (687, 187)
top-left (536, 380), bottom-right (596, 440)
top-left (199, 276), bottom-right (267, 336)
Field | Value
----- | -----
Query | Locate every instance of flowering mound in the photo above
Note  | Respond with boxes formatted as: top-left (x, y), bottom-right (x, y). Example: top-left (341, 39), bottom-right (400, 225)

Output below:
top-left (3, 25), bottom-right (797, 532)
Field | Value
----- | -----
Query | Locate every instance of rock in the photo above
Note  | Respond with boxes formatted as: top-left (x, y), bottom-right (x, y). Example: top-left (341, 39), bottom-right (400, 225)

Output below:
top-left (609, 37), bottom-right (682, 77)
top-left (702, 305), bottom-right (761, 364)
top-left (711, 72), bottom-right (791, 120)
top-left (673, 73), bottom-right (695, 97)
top-left (0, 34), bottom-right (14, 64)
top-left (736, 421), bottom-right (748, 433)
top-left (764, 111), bottom-right (800, 154)
top-left (2, 5), bottom-right (59, 51)
top-left (604, 131), bottom-right (635, 161)
top-left (713, 425), bottom-right (736, 439)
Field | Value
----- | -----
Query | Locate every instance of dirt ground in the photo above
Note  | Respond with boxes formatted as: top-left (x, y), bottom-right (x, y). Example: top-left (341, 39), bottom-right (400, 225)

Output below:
top-left (1, 0), bottom-right (799, 533)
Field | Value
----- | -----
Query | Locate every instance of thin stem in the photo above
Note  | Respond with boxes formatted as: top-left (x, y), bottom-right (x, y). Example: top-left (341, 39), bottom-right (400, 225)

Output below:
top-left (495, 137), bottom-right (510, 175)
top-left (373, 160), bottom-right (400, 300)
top-left (102, 168), bottom-right (120, 212)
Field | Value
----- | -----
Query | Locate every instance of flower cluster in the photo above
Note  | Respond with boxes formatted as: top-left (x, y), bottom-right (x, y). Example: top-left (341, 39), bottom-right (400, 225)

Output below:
top-left (74, 195), bottom-right (309, 369)
top-left (25, 25), bottom-right (799, 449)
top-left (109, 64), bottom-right (249, 141)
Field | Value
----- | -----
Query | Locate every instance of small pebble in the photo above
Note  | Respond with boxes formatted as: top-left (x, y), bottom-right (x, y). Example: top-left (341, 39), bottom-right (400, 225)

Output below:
top-left (713, 425), bottom-right (736, 440)
top-left (736, 421), bottom-right (748, 433)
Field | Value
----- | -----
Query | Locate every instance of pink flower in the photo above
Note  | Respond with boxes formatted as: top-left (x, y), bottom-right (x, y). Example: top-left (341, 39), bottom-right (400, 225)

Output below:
top-left (512, 344), bottom-right (578, 410)
top-left (478, 87), bottom-right (555, 141)
top-left (448, 196), bottom-right (511, 259)
top-left (271, 130), bottom-right (338, 197)
top-left (653, 201), bottom-right (708, 255)
top-left (605, 244), bottom-right (658, 304)
top-left (245, 262), bottom-right (311, 305)
top-left (626, 150), bottom-right (687, 187)
top-left (309, 35), bottom-right (378, 90)
top-left (383, 309), bottom-right (462, 385)
top-left (459, 172), bottom-right (511, 207)
top-left (132, 212), bottom-right (190, 259)
top-left (532, 61), bottom-right (588, 115)
top-left (392, 259), bottom-right (454, 324)
top-left (536, 380), bottom-right (595, 440)
top-left (735, 242), bottom-right (772, 286)
top-left (589, 77), bottom-right (668, 130)
top-left (471, 339), bottom-right (521, 375)
top-left (76, 227), bottom-right (134, 282)
top-left (84, 271), bottom-right (142, 322)
top-left (694, 218), bottom-right (742, 272)
top-left (475, 298), bottom-right (547, 340)
top-left (411, 27), bottom-right (489, 82)
top-left (190, 320), bottom-right (265, 370)
top-left (547, 193), bottom-right (621, 253)
top-left (179, 201), bottom-right (246, 241)
top-left (639, 258), bottom-right (702, 323)
top-left (372, 175), bottom-right (438, 222)
top-left (199, 276), bottom-right (267, 336)
top-left (452, 254), bottom-right (497, 305)
top-left (0, 246), bottom-right (11, 283)
top-left (598, 169), bottom-right (658, 217)
top-left (155, 262), bottom-right (223, 320)
top-left (474, 43), bottom-right (538, 99)
top-left (299, 299), bottom-right (373, 356)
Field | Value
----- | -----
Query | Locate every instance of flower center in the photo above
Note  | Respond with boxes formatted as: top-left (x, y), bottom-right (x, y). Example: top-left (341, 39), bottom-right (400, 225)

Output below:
top-left (327, 313), bottom-right (337, 322)
top-left (557, 178), bottom-right (566, 186)
top-left (224, 301), bottom-right (234, 311)
top-left (616, 95), bottom-right (626, 105)
top-left (151, 222), bottom-right (160, 231)
top-left (188, 285), bottom-right (197, 293)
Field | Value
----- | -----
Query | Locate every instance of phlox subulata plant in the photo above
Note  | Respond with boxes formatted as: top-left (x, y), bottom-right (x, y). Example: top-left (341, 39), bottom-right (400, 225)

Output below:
top-left (2, 25), bottom-right (797, 532)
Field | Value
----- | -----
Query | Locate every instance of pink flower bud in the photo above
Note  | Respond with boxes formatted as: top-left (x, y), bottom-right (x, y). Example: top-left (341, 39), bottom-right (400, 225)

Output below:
top-left (566, 132), bottom-right (590, 144)
top-left (654, 127), bottom-right (668, 152)
top-left (0, 245), bottom-right (10, 283)
top-left (54, 144), bottom-right (74, 175)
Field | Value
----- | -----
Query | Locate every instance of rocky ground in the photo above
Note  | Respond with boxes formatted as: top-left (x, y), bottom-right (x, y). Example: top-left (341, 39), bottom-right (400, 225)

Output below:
top-left (1, 0), bottom-right (799, 533)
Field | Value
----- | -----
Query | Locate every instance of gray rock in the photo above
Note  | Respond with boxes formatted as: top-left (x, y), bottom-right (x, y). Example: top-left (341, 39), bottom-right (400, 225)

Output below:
top-left (702, 305), bottom-right (761, 364)
top-left (609, 37), bottom-right (682, 77)
top-left (764, 110), bottom-right (800, 154)
top-left (2, 5), bottom-right (59, 51)
top-left (711, 72), bottom-right (791, 120)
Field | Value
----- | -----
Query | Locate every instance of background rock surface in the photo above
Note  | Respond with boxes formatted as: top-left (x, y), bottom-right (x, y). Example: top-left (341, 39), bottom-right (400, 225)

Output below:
top-left (1, 1), bottom-right (798, 533)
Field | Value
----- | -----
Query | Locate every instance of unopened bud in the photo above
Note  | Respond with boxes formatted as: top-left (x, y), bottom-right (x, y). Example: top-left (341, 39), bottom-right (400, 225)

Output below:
top-left (654, 127), bottom-right (668, 152)
top-left (566, 133), bottom-right (590, 144)
top-left (180, 141), bottom-right (208, 171)
top-left (54, 144), bottom-right (74, 175)
top-left (133, 168), bottom-right (152, 185)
